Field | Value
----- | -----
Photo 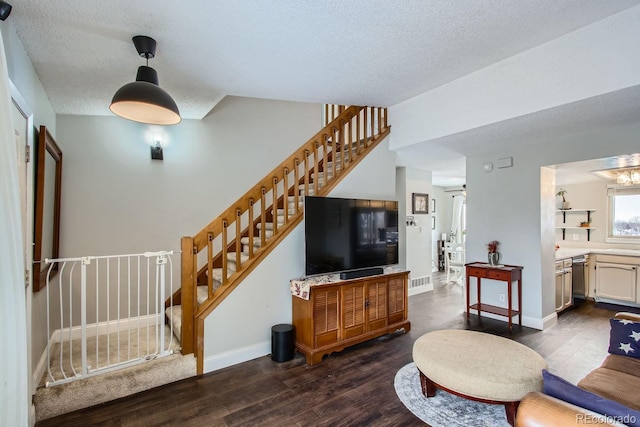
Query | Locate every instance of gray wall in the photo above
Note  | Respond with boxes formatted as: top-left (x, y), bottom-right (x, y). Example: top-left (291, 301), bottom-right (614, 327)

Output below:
top-left (203, 137), bottom-right (397, 371)
top-left (55, 96), bottom-right (321, 322)
top-left (466, 121), bottom-right (640, 328)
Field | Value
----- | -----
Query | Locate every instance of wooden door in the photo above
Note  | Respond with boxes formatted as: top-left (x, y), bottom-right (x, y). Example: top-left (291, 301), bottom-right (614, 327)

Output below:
top-left (367, 278), bottom-right (387, 331)
top-left (313, 287), bottom-right (340, 347)
top-left (342, 282), bottom-right (366, 339)
top-left (388, 275), bottom-right (406, 324)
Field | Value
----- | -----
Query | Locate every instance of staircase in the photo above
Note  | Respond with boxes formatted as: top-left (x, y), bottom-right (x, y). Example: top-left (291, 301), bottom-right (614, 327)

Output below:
top-left (170, 105), bottom-right (391, 373)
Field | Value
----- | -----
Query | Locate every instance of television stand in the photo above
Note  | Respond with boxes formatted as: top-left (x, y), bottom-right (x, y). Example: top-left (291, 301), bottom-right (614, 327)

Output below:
top-left (339, 267), bottom-right (384, 280)
top-left (291, 270), bottom-right (410, 365)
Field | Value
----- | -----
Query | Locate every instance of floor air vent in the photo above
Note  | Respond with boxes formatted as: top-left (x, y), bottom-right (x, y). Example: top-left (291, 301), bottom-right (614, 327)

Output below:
top-left (410, 276), bottom-right (430, 288)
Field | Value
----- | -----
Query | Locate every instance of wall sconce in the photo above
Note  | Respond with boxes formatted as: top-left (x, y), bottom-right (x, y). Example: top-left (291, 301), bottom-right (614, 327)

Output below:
top-left (151, 136), bottom-right (164, 161)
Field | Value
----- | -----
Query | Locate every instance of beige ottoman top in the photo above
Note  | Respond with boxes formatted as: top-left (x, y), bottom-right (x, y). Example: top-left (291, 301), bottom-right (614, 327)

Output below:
top-left (413, 330), bottom-right (547, 402)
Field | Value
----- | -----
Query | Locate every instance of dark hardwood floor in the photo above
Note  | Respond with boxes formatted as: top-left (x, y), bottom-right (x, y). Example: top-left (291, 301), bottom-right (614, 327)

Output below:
top-left (37, 272), bottom-right (617, 426)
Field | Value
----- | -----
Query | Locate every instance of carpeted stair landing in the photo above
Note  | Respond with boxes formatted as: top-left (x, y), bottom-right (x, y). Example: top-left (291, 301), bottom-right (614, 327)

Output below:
top-left (35, 325), bottom-right (195, 422)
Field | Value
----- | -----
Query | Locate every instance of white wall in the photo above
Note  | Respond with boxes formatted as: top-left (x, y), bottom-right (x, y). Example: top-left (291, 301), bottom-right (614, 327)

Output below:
top-left (466, 121), bottom-right (640, 329)
top-left (431, 186), bottom-right (454, 270)
top-left (389, 6), bottom-right (640, 149)
top-left (203, 138), bottom-right (398, 371)
top-left (405, 168), bottom-right (433, 290)
top-left (396, 167), bottom-right (407, 271)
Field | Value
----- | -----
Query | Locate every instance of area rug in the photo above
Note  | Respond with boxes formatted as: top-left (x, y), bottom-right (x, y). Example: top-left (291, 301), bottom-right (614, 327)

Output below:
top-left (394, 362), bottom-right (510, 427)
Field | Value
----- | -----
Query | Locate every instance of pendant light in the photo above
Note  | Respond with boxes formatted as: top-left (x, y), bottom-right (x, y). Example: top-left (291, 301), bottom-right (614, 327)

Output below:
top-left (0, 1), bottom-right (12, 21)
top-left (110, 36), bottom-right (181, 125)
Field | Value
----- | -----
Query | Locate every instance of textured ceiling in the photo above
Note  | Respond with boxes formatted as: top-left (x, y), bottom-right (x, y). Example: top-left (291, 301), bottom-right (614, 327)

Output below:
top-left (8, 1), bottom-right (640, 187)
top-left (397, 85), bottom-right (640, 186)
top-left (9, 0), bottom-right (639, 121)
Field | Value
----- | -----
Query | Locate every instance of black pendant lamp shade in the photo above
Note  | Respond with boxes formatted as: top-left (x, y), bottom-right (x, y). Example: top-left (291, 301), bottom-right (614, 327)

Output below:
top-left (0, 1), bottom-right (12, 21)
top-left (110, 36), bottom-right (181, 125)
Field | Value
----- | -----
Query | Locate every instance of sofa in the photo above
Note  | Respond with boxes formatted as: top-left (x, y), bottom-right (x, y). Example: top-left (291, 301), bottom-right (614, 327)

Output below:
top-left (516, 312), bottom-right (640, 427)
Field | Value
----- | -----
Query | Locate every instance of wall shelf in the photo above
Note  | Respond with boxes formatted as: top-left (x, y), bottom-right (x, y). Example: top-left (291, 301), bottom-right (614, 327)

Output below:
top-left (556, 209), bottom-right (597, 241)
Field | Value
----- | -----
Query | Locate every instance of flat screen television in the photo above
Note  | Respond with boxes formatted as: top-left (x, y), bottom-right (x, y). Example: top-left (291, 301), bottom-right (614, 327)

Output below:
top-left (304, 196), bottom-right (399, 276)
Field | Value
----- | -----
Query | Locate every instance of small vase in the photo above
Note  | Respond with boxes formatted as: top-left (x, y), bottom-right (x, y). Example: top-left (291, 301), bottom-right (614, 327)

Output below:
top-left (561, 201), bottom-right (571, 210)
top-left (488, 252), bottom-right (500, 266)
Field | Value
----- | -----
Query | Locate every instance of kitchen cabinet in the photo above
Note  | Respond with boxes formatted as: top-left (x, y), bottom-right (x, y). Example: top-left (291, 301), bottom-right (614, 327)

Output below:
top-left (555, 259), bottom-right (573, 312)
top-left (292, 271), bottom-right (410, 365)
top-left (595, 262), bottom-right (637, 303)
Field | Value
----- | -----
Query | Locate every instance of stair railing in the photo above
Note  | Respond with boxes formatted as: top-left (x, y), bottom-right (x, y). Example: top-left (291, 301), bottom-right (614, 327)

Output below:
top-left (180, 105), bottom-right (390, 372)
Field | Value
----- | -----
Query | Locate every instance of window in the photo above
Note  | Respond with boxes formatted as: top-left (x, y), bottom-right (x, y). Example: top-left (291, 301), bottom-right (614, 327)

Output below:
top-left (607, 186), bottom-right (640, 242)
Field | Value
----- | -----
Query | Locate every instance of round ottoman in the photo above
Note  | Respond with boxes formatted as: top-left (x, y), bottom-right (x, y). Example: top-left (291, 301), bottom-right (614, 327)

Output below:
top-left (412, 330), bottom-right (547, 426)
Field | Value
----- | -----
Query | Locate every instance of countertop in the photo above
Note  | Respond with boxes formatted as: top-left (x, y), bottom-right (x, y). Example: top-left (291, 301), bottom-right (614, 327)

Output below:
top-left (555, 247), bottom-right (640, 260)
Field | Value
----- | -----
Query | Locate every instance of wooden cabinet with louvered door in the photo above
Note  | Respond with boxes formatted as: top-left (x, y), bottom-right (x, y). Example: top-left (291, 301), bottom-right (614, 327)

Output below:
top-left (292, 271), bottom-right (410, 365)
top-left (313, 286), bottom-right (340, 348)
top-left (388, 275), bottom-right (407, 325)
top-left (342, 282), bottom-right (366, 340)
top-left (366, 278), bottom-right (388, 331)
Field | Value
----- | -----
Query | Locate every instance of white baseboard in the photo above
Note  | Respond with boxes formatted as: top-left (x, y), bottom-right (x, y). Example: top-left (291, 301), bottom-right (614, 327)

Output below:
top-left (408, 284), bottom-right (433, 296)
top-left (49, 313), bottom-right (162, 344)
top-left (541, 312), bottom-right (558, 330)
top-left (29, 403), bottom-right (36, 427)
top-left (467, 309), bottom-right (552, 331)
top-left (203, 340), bottom-right (271, 374)
top-left (33, 345), bottom-right (49, 390)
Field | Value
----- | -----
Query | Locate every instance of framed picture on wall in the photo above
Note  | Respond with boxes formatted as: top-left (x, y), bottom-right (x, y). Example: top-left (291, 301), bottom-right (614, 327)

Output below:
top-left (412, 193), bottom-right (429, 214)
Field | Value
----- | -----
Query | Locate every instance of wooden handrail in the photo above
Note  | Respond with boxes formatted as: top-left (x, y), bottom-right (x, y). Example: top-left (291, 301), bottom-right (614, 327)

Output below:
top-left (179, 105), bottom-right (390, 370)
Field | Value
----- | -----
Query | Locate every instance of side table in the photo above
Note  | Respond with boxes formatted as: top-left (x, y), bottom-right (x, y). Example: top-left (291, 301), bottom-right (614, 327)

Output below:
top-left (465, 262), bottom-right (523, 331)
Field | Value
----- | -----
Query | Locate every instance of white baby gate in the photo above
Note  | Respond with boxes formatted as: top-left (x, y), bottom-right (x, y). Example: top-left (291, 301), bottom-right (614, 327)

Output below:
top-left (44, 251), bottom-right (176, 387)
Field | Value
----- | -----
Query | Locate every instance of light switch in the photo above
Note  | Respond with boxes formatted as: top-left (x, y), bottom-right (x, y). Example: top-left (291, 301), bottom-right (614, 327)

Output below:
top-left (497, 157), bottom-right (513, 169)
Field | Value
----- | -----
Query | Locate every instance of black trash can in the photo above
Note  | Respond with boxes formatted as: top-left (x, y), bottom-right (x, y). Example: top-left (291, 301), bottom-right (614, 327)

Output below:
top-left (271, 324), bottom-right (295, 362)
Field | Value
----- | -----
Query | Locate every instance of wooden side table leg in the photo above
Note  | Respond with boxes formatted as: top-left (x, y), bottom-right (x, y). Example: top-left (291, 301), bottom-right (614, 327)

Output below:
top-left (518, 278), bottom-right (522, 326)
top-left (419, 370), bottom-right (436, 397)
top-left (507, 279), bottom-right (513, 331)
top-left (477, 277), bottom-right (481, 318)
top-left (504, 401), bottom-right (519, 426)
top-left (466, 271), bottom-right (470, 320)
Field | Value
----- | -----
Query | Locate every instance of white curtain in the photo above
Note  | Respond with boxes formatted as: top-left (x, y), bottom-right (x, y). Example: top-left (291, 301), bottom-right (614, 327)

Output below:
top-left (0, 29), bottom-right (29, 426)
top-left (451, 195), bottom-right (464, 243)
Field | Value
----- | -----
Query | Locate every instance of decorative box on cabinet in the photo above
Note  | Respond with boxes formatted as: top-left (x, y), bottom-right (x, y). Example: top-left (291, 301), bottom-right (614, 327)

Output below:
top-left (291, 271), bottom-right (411, 365)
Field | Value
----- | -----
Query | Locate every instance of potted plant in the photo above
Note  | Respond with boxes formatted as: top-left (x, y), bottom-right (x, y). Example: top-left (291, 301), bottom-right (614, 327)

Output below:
top-left (487, 240), bottom-right (500, 266)
top-left (556, 188), bottom-right (570, 210)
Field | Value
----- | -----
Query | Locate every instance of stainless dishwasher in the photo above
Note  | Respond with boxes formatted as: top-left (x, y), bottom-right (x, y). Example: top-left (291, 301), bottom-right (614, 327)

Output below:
top-left (572, 255), bottom-right (588, 302)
